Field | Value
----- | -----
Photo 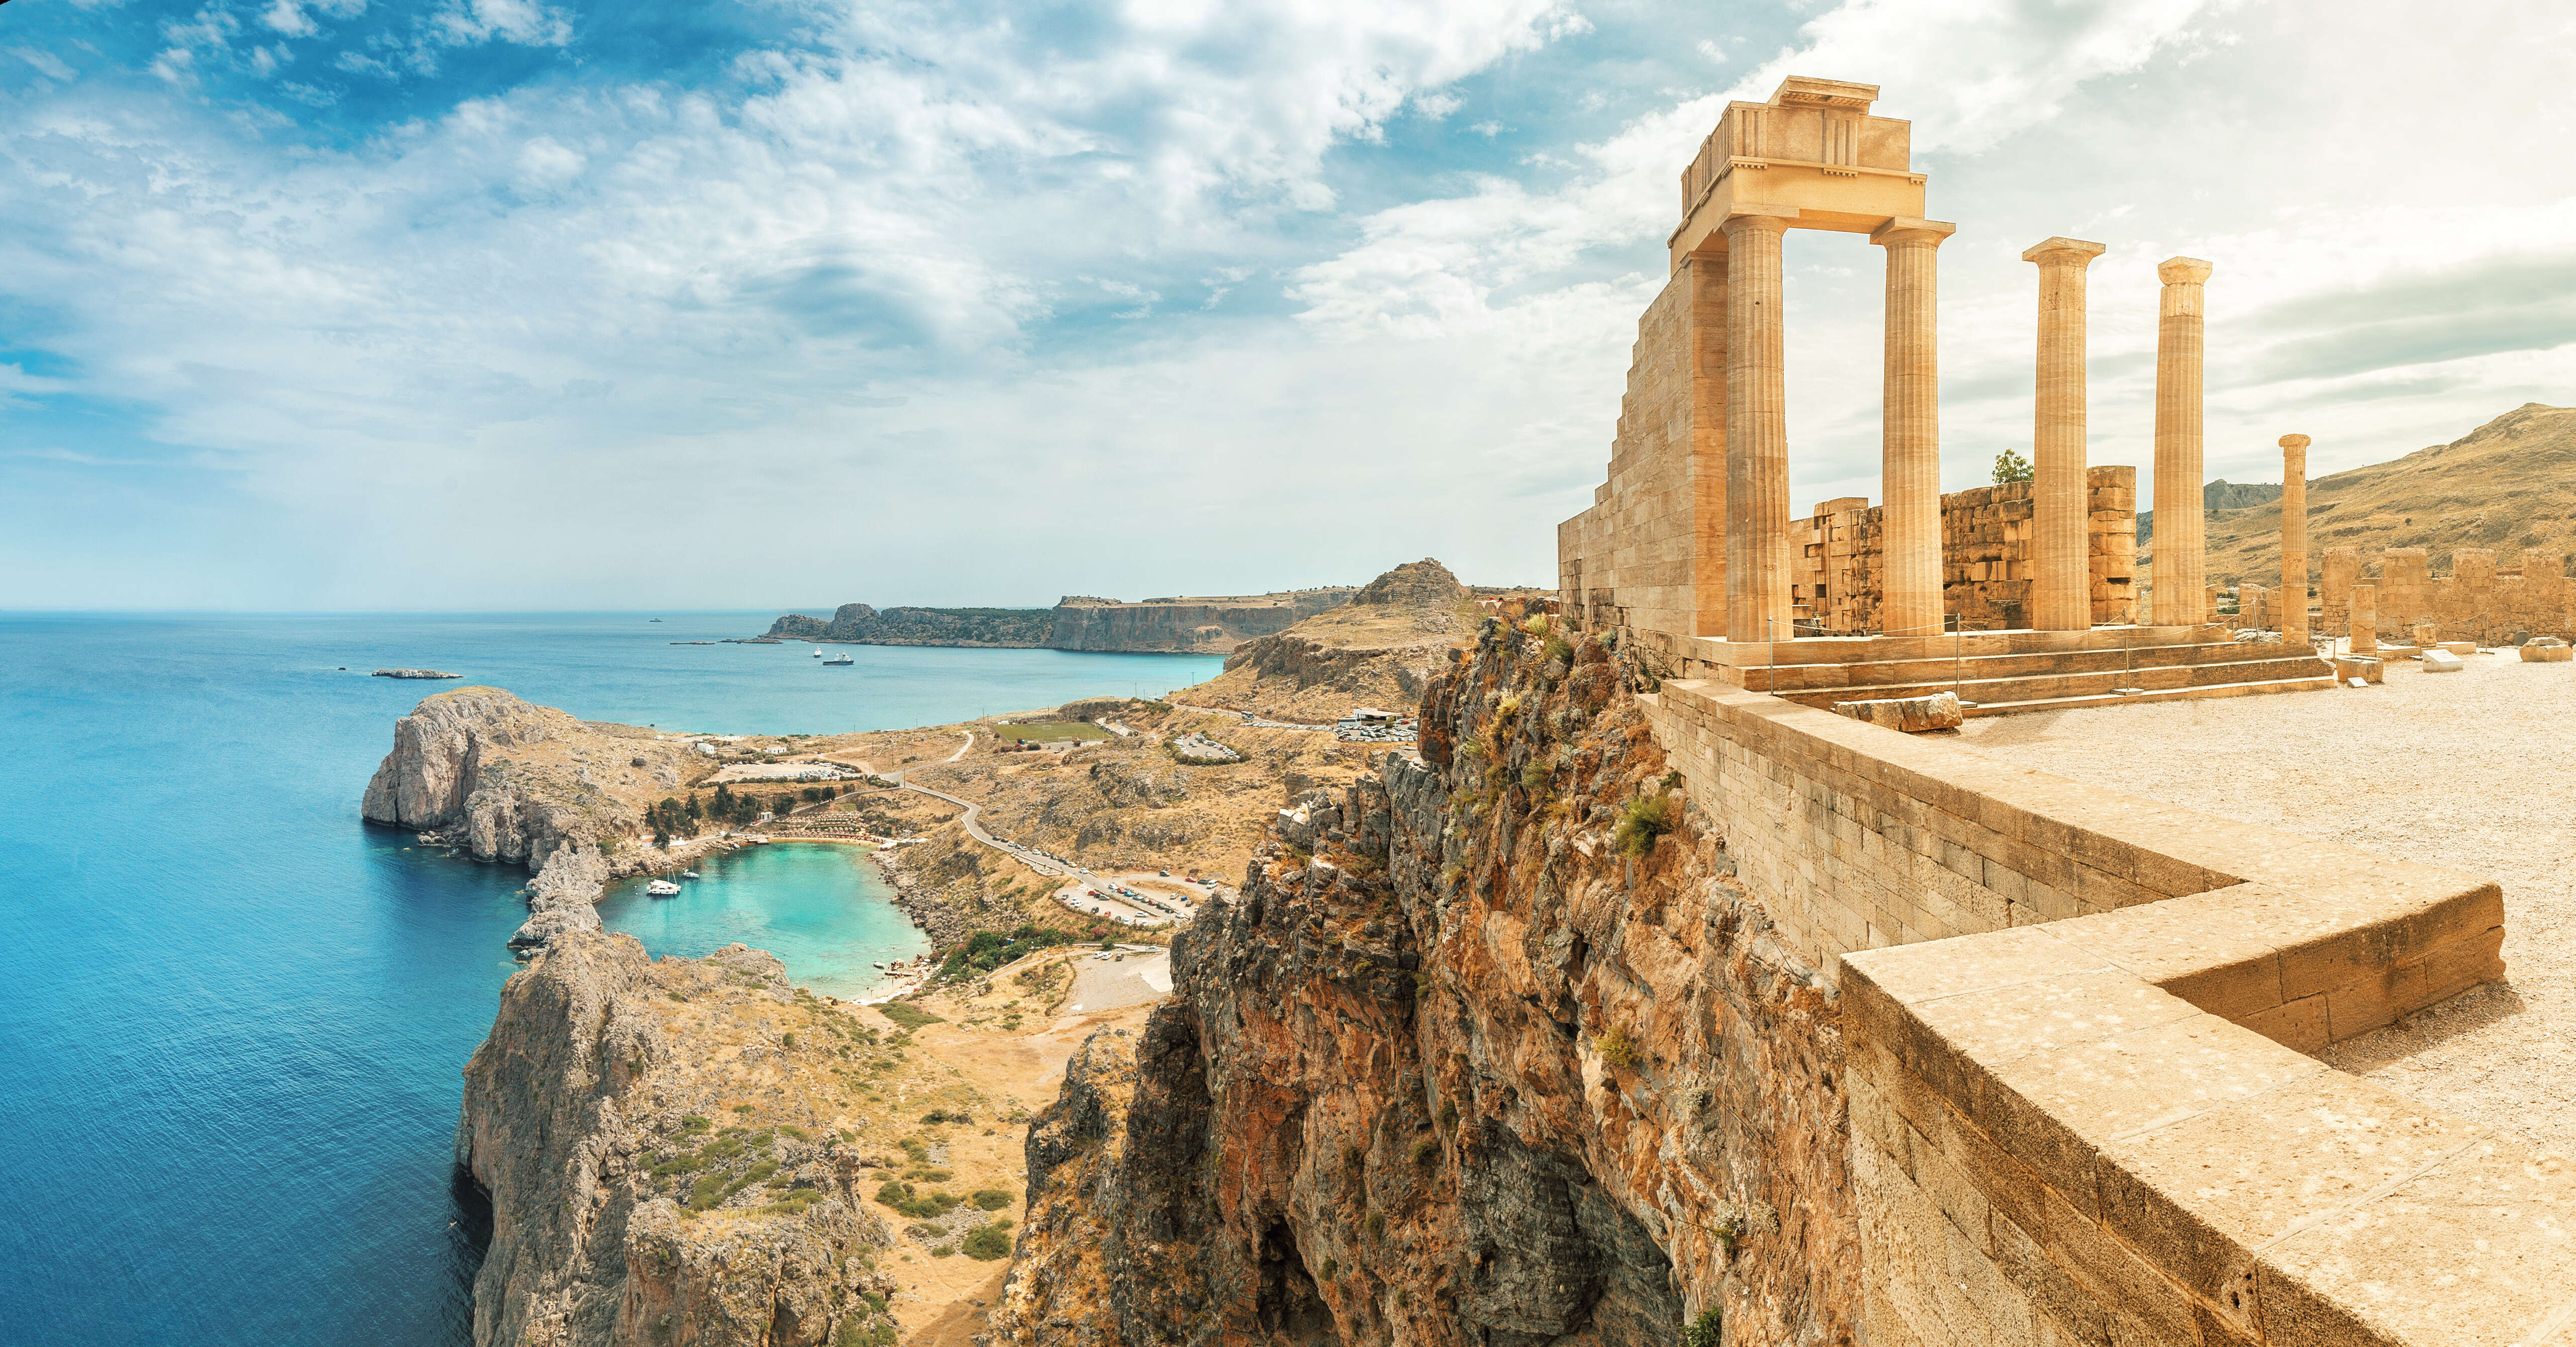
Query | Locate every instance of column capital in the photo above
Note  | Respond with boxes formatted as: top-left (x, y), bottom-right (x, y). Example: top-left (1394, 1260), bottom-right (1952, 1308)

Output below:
top-left (2019, 236), bottom-right (2105, 266)
top-left (1870, 216), bottom-right (1955, 248)
top-left (2278, 433), bottom-right (2311, 450)
top-left (2158, 256), bottom-right (2213, 285)
top-left (1721, 206), bottom-right (1798, 240)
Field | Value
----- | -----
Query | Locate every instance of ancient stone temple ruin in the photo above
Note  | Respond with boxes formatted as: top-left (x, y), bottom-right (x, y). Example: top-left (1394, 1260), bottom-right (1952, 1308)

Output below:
top-left (1550, 78), bottom-right (2523, 1347)
top-left (1556, 76), bottom-right (2332, 715)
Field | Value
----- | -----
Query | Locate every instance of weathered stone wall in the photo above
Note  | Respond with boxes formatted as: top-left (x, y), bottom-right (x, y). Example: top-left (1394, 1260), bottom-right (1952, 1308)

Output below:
top-left (1638, 678), bottom-right (2522, 1346)
top-left (1782, 468), bottom-right (2137, 637)
top-left (2316, 545), bottom-right (2575, 643)
top-left (1559, 261), bottom-right (1725, 648)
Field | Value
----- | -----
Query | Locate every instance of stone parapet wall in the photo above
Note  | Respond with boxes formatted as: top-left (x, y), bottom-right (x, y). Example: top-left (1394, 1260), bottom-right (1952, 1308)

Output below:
top-left (2316, 545), bottom-right (2573, 645)
top-left (1559, 265), bottom-right (1723, 640)
top-left (1638, 680), bottom-right (2529, 1344)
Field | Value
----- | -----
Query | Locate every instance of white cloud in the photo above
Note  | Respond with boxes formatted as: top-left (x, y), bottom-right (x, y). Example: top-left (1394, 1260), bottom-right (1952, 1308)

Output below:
top-left (14, 47), bottom-right (77, 81)
top-left (261, 0), bottom-right (318, 38)
top-left (1414, 91), bottom-right (1463, 120)
top-left (7, 0), bottom-right (2576, 609)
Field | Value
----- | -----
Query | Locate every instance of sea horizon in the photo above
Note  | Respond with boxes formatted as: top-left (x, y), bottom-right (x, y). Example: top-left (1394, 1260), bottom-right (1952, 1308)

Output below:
top-left (0, 611), bottom-right (1225, 1346)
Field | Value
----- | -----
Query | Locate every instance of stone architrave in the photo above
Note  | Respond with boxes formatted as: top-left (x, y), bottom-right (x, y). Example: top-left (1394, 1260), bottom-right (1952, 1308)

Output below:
top-left (2151, 258), bottom-right (2214, 625)
top-left (1724, 209), bottom-right (1797, 645)
top-left (2022, 237), bottom-right (2107, 632)
top-left (1876, 219), bottom-right (1956, 637)
top-left (2350, 584), bottom-right (2378, 657)
top-left (2279, 434), bottom-right (2310, 643)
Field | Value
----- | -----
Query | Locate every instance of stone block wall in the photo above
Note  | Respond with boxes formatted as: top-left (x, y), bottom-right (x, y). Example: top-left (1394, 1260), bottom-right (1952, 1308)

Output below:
top-left (1558, 262), bottom-right (1725, 643)
top-left (2316, 545), bottom-right (2575, 644)
top-left (1778, 468), bottom-right (2139, 639)
top-left (1639, 680), bottom-right (2524, 1344)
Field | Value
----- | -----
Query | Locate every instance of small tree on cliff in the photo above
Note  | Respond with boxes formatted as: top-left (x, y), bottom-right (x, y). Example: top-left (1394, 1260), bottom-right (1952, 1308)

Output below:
top-left (1992, 447), bottom-right (2034, 484)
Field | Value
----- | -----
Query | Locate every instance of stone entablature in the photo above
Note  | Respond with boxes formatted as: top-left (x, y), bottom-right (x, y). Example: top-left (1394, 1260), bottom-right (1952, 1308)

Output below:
top-left (1787, 469), bottom-right (2138, 636)
top-left (2316, 545), bottom-right (2571, 645)
top-left (1639, 680), bottom-right (2522, 1344)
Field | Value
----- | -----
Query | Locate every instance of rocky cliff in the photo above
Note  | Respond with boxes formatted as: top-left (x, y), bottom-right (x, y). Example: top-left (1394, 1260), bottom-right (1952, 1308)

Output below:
top-left (986, 609), bottom-right (1854, 1345)
top-left (1183, 559), bottom-right (1476, 721)
top-left (1046, 590), bottom-right (1355, 654)
top-left (459, 932), bottom-right (907, 1347)
top-left (764, 591), bottom-right (1357, 654)
top-left (767, 604), bottom-right (1057, 647)
top-left (360, 687), bottom-right (714, 949)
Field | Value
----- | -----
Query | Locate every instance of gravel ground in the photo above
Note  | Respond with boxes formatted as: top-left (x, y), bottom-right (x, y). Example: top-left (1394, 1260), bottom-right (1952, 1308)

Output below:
top-left (1955, 651), bottom-right (2576, 1154)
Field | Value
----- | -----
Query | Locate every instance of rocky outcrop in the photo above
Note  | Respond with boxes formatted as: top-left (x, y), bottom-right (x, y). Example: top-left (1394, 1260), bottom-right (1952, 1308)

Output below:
top-left (458, 932), bottom-right (903, 1347)
top-left (988, 611), bottom-right (1854, 1346)
top-left (1045, 591), bottom-right (1354, 654)
top-left (767, 604), bottom-right (1055, 647)
top-left (362, 688), bottom-right (703, 950)
top-left (762, 591), bottom-right (1356, 654)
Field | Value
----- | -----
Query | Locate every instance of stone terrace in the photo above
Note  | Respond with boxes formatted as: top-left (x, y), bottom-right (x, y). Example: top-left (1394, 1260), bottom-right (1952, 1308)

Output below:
top-left (1957, 651), bottom-right (2576, 1156)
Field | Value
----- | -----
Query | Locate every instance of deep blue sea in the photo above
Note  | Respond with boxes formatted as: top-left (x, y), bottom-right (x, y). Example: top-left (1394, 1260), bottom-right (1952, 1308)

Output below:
top-left (0, 611), bottom-right (1222, 1347)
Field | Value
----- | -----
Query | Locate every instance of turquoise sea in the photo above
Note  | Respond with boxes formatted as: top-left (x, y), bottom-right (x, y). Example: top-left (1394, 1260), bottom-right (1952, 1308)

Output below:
top-left (0, 611), bottom-right (1223, 1347)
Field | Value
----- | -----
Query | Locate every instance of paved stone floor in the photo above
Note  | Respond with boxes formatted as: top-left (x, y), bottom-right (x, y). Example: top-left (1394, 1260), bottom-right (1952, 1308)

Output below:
top-left (1957, 652), bottom-right (2576, 1155)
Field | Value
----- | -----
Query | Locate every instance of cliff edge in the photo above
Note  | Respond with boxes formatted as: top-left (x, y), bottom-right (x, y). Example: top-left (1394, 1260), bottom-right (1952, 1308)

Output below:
top-left (1177, 558), bottom-right (1479, 721)
top-left (987, 605), bottom-right (1853, 1345)
top-left (459, 931), bottom-right (907, 1347)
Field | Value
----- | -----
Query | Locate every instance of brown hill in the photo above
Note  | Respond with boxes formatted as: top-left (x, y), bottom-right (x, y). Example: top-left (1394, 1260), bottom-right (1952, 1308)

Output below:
top-left (1170, 558), bottom-right (1480, 721)
top-left (2185, 403), bottom-right (2576, 584)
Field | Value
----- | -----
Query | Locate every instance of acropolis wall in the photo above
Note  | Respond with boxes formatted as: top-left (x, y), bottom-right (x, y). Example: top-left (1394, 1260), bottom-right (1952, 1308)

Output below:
top-left (2315, 545), bottom-right (2574, 645)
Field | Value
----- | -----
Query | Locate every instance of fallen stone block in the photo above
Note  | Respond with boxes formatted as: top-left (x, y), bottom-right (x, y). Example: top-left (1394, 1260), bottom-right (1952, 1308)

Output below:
top-left (2422, 648), bottom-right (2466, 672)
top-left (2522, 642), bottom-right (2573, 663)
top-left (2438, 641), bottom-right (2477, 657)
top-left (1833, 691), bottom-right (1963, 732)
top-left (2334, 655), bottom-right (2382, 684)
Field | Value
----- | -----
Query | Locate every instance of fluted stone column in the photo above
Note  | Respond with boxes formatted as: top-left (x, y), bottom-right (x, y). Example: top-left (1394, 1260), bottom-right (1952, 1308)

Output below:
top-left (2350, 585), bottom-right (2378, 656)
top-left (2279, 433), bottom-right (2310, 643)
top-left (2022, 237), bottom-right (2107, 631)
top-left (1872, 218), bottom-right (1954, 638)
top-left (2150, 257), bottom-right (2213, 625)
top-left (1724, 210), bottom-right (1794, 645)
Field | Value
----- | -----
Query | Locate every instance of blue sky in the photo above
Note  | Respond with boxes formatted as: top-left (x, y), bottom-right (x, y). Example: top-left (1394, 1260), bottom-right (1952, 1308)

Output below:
top-left (6, 0), bottom-right (2573, 609)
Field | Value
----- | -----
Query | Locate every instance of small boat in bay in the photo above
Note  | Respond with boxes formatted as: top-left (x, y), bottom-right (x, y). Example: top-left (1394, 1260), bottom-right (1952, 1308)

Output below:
top-left (821, 653), bottom-right (854, 666)
top-left (646, 879), bottom-right (682, 896)
top-left (680, 870), bottom-right (700, 879)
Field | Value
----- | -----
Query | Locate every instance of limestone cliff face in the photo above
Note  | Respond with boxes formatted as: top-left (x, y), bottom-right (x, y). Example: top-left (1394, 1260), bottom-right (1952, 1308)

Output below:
top-left (459, 932), bottom-right (902, 1347)
top-left (988, 614), bottom-right (1855, 1345)
top-left (1046, 591), bottom-right (1354, 654)
top-left (361, 687), bottom-right (684, 868)
top-left (361, 688), bottom-right (702, 948)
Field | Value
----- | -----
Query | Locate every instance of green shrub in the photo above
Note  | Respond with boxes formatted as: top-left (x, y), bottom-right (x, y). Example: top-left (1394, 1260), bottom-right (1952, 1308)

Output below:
top-left (1684, 1307), bottom-right (1723, 1347)
top-left (732, 1103), bottom-right (756, 1115)
top-left (1612, 793), bottom-right (1676, 857)
top-left (1596, 1025), bottom-right (1638, 1070)
top-left (1363, 1211), bottom-right (1385, 1239)
top-left (961, 1225), bottom-right (1013, 1260)
top-left (876, 1002), bottom-right (944, 1030)
top-left (970, 1188), bottom-right (1014, 1211)
top-left (778, 1124), bottom-right (808, 1141)
top-left (875, 1180), bottom-right (911, 1207)
top-left (678, 1115), bottom-right (712, 1134)
top-left (688, 1175), bottom-right (727, 1209)
top-left (649, 1153), bottom-right (702, 1179)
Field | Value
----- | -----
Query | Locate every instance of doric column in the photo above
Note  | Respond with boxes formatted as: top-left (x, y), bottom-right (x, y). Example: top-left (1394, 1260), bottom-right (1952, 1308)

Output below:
top-left (1874, 218), bottom-right (1955, 637)
top-left (1724, 210), bottom-right (1794, 645)
top-left (2021, 237), bottom-right (2107, 631)
top-left (2279, 433), bottom-right (2310, 643)
top-left (2150, 257), bottom-right (2214, 625)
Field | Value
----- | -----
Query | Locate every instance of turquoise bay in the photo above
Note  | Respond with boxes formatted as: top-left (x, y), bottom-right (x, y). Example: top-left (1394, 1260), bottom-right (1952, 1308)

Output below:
top-left (0, 611), bottom-right (1222, 1347)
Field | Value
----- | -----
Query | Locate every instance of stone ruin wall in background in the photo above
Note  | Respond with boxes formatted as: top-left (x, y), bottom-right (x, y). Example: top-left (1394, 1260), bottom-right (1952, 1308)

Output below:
top-left (1790, 467), bottom-right (2138, 637)
top-left (2316, 545), bottom-right (2574, 645)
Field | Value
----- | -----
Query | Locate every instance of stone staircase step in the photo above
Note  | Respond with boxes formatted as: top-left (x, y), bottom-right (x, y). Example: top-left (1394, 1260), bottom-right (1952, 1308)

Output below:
top-left (1743, 641), bottom-right (2305, 692)
top-left (1956, 674), bottom-right (2342, 717)
top-left (1783, 653), bottom-right (2334, 709)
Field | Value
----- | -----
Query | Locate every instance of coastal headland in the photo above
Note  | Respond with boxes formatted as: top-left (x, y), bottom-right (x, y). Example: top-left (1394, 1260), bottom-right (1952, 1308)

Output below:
top-left (414, 559), bottom-right (1492, 1343)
